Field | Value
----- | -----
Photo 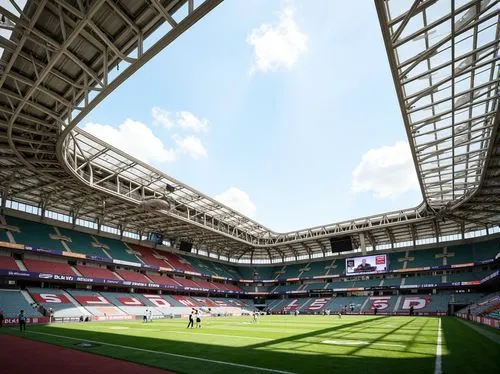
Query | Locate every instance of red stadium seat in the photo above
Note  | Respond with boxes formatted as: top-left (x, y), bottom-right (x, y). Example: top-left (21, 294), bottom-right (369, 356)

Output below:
top-left (23, 259), bottom-right (75, 276)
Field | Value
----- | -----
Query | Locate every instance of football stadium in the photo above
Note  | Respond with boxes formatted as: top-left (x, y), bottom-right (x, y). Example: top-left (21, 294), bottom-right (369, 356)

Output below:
top-left (0, 0), bottom-right (499, 373)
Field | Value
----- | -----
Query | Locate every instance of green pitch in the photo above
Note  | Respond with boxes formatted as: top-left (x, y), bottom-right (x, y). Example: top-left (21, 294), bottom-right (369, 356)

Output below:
top-left (4, 315), bottom-right (500, 374)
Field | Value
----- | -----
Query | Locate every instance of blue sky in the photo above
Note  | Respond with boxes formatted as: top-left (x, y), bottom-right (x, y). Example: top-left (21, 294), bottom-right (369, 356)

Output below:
top-left (80, 0), bottom-right (422, 232)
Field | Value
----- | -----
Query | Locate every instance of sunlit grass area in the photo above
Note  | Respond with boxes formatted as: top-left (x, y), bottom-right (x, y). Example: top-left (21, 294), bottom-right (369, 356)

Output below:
top-left (3, 315), bottom-right (499, 374)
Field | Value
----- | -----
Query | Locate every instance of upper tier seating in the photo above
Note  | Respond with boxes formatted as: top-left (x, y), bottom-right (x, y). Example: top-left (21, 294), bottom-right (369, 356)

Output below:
top-left (382, 277), bottom-right (402, 286)
top-left (239, 266), bottom-right (276, 280)
top-left (303, 282), bottom-right (328, 290)
top-left (271, 284), bottom-right (301, 293)
top-left (130, 245), bottom-right (170, 268)
top-left (182, 256), bottom-right (239, 278)
top-left (353, 278), bottom-right (382, 288)
top-left (23, 258), bottom-right (75, 276)
top-left (174, 277), bottom-right (201, 288)
top-left (161, 252), bottom-right (196, 272)
top-left (404, 275), bottom-right (443, 286)
top-left (76, 265), bottom-right (119, 280)
top-left (0, 289), bottom-right (43, 318)
top-left (407, 248), bottom-right (443, 268)
top-left (0, 224), bottom-right (8, 242)
top-left (93, 236), bottom-right (140, 263)
top-left (327, 260), bottom-right (345, 276)
top-left (445, 245), bottom-right (474, 265)
top-left (146, 273), bottom-right (181, 287)
top-left (470, 240), bottom-right (500, 261)
top-left (279, 263), bottom-right (308, 278)
top-left (5, 216), bottom-right (64, 251)
top-left (299, 260), bottom-right (331, 278)
top-left (115, 270), bottom-right (151, 283)
top-left (58, 227), bottom-right (109, 258)
top-left (0, 254), bottom-right (20, 271)
top-left (220, 282), bottom-right (242, 292)
top-left (387, 252), bottom-right (406, 270)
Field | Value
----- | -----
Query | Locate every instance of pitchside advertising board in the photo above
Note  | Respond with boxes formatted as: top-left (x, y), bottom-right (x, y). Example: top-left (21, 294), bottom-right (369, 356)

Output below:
top-left (345, 254), bottom-right (388, 276)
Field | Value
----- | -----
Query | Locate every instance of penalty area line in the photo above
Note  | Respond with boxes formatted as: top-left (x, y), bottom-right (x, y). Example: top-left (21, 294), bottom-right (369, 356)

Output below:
top-left (26, 330), bottom-right (296, 374)
top-left (434, 318), bottom-right (442, 374)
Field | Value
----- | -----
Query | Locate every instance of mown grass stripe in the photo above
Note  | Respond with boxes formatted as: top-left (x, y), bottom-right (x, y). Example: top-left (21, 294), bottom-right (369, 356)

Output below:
top-left (27, 330), bottom-right (296, 374)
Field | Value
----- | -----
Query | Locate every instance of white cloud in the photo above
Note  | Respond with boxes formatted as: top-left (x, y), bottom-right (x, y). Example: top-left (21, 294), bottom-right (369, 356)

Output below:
top-left (152, 107), bottom-right (209, 132)
top-left (351, 141), bottom-right (419, 199)
top-left (214, 187), bottom-right (257, 217)
top-left (174, 135), bottom-right (208, 160)
top-left (82, 120), bottom-right (176, 164)
top-left (152, 107), bottom-right (175, 129)
top-left (177, 111), bottom-right (209, 132)
top-left (247, 4), bottom-right (308, 73)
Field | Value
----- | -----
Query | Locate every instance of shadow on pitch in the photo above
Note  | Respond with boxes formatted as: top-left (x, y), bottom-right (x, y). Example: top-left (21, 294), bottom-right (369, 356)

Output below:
top-left (3, 317), bottom-right (473, 374)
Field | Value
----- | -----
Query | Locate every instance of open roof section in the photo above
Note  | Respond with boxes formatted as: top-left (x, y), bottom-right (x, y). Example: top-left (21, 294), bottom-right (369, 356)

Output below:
top-left (376, 0), bottom-right (499, 209)
top-left (0, 0), bottom-right (498, 264)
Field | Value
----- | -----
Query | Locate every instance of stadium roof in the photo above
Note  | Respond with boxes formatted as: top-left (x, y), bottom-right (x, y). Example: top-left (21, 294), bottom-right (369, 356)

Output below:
top-left (0, 0), bottom-right (498, 263)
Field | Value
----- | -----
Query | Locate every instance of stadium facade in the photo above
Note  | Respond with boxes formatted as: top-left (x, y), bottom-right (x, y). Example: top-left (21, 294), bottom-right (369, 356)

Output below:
top-left (0, 0), bottom-right (498, 326)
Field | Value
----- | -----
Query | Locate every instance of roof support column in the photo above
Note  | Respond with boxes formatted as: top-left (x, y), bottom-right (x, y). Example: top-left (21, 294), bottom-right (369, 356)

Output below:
top-left (359, 232), bottom-right (367, 255)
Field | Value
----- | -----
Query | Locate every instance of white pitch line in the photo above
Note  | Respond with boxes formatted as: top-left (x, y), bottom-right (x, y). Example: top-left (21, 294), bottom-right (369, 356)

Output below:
top-left (321, 340), bottom-right (405, 348)
top-left (160, 330), bottom-right (271, 341)
top-left (27, 330), bottom-right (294, 374)
top-left (434, 318), bottom-right (443, 374)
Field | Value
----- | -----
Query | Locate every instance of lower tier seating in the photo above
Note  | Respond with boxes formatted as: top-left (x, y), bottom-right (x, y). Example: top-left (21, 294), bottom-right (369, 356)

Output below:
top-left (0, 289), bottom-right (43, 318)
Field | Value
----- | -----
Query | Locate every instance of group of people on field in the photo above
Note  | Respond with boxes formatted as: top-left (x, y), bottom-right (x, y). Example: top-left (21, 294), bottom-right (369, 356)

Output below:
top-left (187, 309), bottom-right (202, 328)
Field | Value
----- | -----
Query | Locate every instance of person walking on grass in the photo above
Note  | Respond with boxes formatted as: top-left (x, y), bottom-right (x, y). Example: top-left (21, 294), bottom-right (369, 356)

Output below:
top-left (196, 312), bottom-right (202, 328)
top-left (18, 310), bottom-right (26, 331)
top-left (187, 311), bottom-right (194, 328)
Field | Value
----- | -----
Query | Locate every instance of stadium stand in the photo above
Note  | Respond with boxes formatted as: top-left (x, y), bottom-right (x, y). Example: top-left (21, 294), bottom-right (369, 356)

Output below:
top-left (0, 222), bottom-right (9, 242)
top-left (130, 245), bottom-right (171, 268)
top-left (407, 248), bottom-right (443, 267)
top-left (23, 258), bottom-right (76, 276)
top-left (471, 240), bottom-right (500, 261)
top-left (66, 289), bottom-right (127, 316)
top-left (174, 277), bottom-right (202, 289)
top-left (0, 289), bottom-right (43, 318)
top-left (387, 252), bottom-right (406, 270)
top-left (93, 236), bottom-right (141, 263)
top-left (271, 284), bottom-right (301, 293)
top-left (403, 275), bottom-right (443, 286)
top-left (58, 227), bottom-right (109, 258)
top-left (326, 260), bottom-right (345, 276)
top-left (76, 264), bottom-right (119, 280)
top-left (161, 252), bottom-right (196, 272)
top-left (28, 287), bottom-right (89, 318)
top-left (352, 278), bottom-right (383, 288)
top-left (146, 273), bottom-right (181, 287)
top-left (99, 292), bottom-right (164, 317)
top-left (457, 292), bottom-right (500, 318)
top-left (303, 282), bottom-right (328, 291)
top-left (115, 269), bottom-right (152, 283)
top-left (300, 260), bottom-right (331, 278)
top-left (5, 216), bottom-right (64, 251)
top-left (382, 277), bottom-right (402, 286)
top-left (0, 253), bottom-right (20, 271)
